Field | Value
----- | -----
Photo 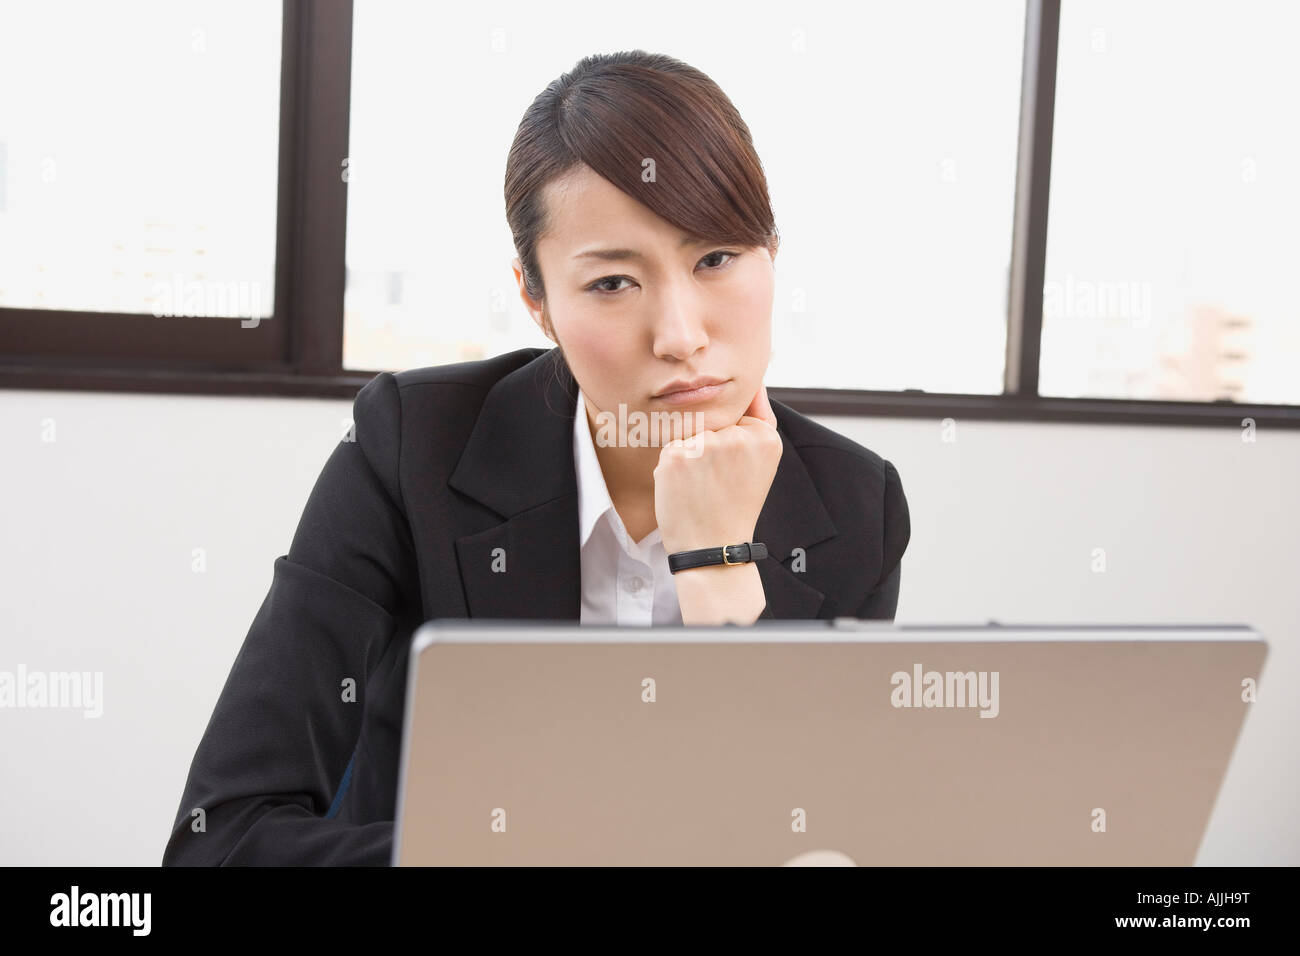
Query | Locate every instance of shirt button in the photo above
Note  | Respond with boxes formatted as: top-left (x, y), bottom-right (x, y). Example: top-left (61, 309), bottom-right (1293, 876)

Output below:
top-left (624, 576), bottom-right (645, 593)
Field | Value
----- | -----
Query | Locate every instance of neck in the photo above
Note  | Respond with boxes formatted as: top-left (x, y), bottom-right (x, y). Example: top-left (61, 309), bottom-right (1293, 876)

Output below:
top-left (585, 392), bottom-right (660, 509)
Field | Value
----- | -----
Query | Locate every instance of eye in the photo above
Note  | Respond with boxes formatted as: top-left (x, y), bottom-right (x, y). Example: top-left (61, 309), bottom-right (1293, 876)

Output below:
top-left (584, 250), bottom-right (742, 296)
top-left (699, 249), bottom-right (740, 270)
top-left (586, 275), bottom-right (634, 295)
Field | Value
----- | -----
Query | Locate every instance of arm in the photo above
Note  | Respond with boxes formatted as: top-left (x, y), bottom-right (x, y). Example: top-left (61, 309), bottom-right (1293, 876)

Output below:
top-left (674, 561), bottom-right (768, 625)
top-left (759, 458), bottom-right (910, 622)
top-left (162, 372), bottom-right (413, 866)
top-left (856, 460), bottom-right (910, 620)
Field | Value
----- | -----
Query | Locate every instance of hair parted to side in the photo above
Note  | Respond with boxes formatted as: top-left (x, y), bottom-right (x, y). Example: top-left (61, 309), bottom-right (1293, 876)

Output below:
top-left (504, 50), bottom-right (780, 393)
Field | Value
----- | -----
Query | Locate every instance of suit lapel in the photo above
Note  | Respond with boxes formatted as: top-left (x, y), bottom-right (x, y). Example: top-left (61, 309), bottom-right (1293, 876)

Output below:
top-left (447, 348), bottom-right (581, 620)
top-left (447, 347), bottom-right (837, 621)
top-left (752, 423), bottom-right (837, 619)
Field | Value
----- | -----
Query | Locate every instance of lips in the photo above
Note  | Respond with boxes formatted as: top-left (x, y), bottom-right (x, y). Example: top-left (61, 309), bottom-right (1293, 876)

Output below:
top-left (652, 380), bottom-right (730, 406)
top-left (654, 376), bottom-right (728, 398)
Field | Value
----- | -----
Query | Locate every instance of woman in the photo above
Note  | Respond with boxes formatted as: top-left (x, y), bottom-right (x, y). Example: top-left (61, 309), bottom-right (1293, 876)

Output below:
top-left (163, 50), bottom-right (910, 866)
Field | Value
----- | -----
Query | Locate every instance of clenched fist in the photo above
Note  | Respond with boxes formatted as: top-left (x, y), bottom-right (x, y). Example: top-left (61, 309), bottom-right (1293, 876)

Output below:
top-left (653, 383), bottom-right (783, 556)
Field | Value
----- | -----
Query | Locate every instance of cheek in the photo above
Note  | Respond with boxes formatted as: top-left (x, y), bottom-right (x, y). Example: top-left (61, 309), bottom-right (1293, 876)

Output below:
top-left (710, 263), bottom-right (774, 421)
top-left (724, 262), bottom-right (773, 330)
top-left (726, 261), bottom-right (774, 358)
top-left (552, 305), bottom-right (638, 401)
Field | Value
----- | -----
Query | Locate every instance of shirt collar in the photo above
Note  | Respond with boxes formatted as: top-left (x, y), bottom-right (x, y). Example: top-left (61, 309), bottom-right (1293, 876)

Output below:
top-left (573, 388), bottom-right (665, 554)
top-left (573, 387), bottom-right (617, 550)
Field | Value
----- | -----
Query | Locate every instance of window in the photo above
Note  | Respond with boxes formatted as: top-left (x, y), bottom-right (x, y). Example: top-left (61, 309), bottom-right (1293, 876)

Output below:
top-left (342, 1), bottom-right (1026, 395)
top-left (3, 0), bottom-right (1297, 426)
top-left (1041, 0), bottom-right (1300, 404)
top-left (0, 0), bottom-right (280, 320)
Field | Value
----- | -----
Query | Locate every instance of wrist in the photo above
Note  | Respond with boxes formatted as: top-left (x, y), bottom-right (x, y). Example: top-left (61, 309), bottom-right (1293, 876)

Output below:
top-left (672, 561), bottom-right (765, 626)
top-left (666, 539), bottom-right (766, 574)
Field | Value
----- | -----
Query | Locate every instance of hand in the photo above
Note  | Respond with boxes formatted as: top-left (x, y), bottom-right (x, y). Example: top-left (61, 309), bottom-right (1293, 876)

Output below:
top-left (653, 382), bottom-right (782, 556)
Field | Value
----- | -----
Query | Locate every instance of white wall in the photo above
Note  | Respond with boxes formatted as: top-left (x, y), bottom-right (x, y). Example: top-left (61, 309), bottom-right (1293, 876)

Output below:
top-left (1, 387), bottom-right (1296, 865)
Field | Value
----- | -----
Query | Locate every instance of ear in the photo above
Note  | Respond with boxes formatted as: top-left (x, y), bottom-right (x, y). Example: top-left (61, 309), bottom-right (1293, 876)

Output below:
top-left (512, 257), bottom-right (552, 343)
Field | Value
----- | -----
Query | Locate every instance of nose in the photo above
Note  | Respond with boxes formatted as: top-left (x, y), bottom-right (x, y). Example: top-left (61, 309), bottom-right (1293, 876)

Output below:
top-left (650, 280), bottom-right (709, 361)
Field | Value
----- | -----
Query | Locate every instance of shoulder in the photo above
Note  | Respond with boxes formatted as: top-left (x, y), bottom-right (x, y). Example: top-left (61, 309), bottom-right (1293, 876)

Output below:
top-left (771, 396), bottom-right (910, 566)
top-left (390, 346), bottom-right (549, 392)
top-left (771, 396), bottom-right (902, 495)
top-left (345, 347), bottom-right (550, 494)
top-left (355, 346), bottom-right (547, 411)
top-left (351, 346), bottom-right (548, 432)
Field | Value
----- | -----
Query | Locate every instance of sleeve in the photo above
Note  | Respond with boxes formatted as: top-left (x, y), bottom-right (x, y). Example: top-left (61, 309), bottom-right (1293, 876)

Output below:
top-left (161, 372), bottom-right (413, 866)
top-left (856, 459), bottom-right (910, 620)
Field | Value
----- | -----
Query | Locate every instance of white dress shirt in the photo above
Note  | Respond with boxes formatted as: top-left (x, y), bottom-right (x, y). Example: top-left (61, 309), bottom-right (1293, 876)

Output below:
top-left (573, 388), bottom-right (683, 626)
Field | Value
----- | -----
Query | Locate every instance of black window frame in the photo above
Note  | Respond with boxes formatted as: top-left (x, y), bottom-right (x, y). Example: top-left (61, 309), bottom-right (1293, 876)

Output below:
top-left (2, 0), bottom-right (1298, 428)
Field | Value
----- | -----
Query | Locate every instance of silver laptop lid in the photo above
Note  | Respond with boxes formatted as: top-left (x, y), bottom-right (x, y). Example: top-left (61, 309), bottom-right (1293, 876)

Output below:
top-left (393, 622), bottom-right (1266, 865)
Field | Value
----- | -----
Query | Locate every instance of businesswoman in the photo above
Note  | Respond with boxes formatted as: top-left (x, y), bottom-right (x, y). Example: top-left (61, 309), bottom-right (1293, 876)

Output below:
top-left (163, 50), bottom-right (910, 865)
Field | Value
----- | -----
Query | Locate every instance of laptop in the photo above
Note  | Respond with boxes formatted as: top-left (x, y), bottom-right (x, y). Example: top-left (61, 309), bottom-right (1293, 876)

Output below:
top-left (392, 621), bottom-right (1267, 865)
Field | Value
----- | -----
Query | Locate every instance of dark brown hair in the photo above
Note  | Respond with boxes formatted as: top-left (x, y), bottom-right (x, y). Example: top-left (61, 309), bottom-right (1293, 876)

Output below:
top-left (504, 50), bottom-right (780, 329)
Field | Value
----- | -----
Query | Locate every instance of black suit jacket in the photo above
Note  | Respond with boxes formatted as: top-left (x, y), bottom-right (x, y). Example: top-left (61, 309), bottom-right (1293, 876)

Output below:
top-left (162, 346), bottom-right (910, 865)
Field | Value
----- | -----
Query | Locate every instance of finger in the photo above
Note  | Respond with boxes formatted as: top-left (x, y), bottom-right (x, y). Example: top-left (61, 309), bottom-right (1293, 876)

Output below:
top-left (741, 383), bottom-right (778, 429)
top-left (738, 415), bottom-right (779, 437)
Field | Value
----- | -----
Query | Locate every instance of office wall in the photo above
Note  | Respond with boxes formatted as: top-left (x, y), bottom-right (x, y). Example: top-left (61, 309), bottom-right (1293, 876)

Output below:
top-left (1, 387), bottom-right (1295, 865)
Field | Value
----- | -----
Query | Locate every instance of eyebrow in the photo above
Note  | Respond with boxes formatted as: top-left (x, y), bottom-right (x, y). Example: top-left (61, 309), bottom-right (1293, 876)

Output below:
top-left (571, 234), bottom-right (708, 262)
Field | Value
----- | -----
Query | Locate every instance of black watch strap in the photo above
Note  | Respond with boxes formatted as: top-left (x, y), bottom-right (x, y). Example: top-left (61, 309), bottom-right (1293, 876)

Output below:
top-left (667, 541), bottom-right (768, 574)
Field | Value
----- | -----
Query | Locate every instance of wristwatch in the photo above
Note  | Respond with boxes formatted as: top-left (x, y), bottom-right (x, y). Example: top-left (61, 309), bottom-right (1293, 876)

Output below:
top-left (667, 541), bottom-right (768, 574)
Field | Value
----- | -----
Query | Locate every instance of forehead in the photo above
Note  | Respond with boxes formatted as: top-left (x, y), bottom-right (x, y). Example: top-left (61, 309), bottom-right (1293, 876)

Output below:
top-left (540, 164), bottom-right (692, 255)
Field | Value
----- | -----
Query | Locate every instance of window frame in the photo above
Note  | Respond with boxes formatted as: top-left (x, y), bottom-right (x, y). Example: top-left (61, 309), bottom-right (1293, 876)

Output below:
top-left (2, 0), bottom-right (1298, 426)
top-left (0, 0), bottom-right (369, 398)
